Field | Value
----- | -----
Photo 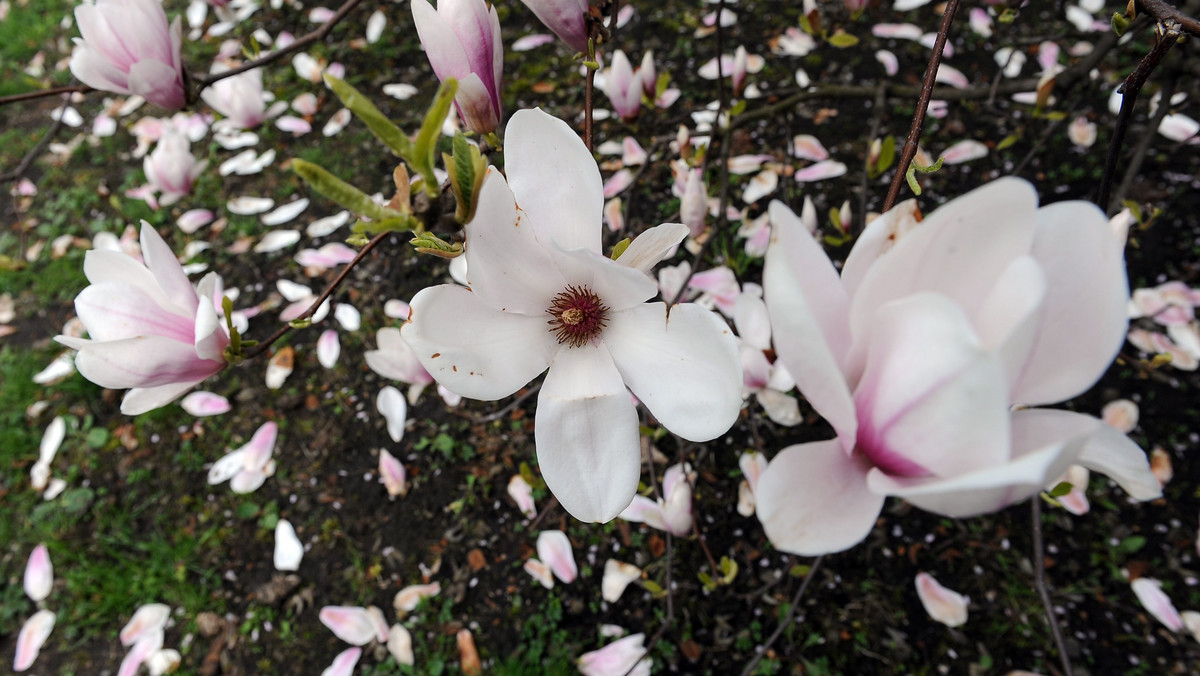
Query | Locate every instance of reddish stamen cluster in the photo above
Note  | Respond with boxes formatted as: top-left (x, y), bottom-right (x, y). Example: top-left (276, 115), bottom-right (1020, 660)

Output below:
top-left (546, 285), bottom-right (609, 348)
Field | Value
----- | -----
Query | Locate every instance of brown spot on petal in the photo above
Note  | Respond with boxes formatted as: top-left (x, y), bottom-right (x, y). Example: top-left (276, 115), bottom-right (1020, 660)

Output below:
top-left (431, 352), bottom-right (441, 358)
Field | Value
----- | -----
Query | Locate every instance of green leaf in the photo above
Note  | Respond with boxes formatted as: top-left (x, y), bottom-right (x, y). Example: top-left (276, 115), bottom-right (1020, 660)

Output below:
top-left (85, 427), bottom-right (109, 449)
top-left (995, 132), bottom-right (1021, 151)
top-left (827, 32), bottom-right (859, 48)
top-left (412, 78), bottom-right (458, 194)
top-left (236, 502), bottom-right (261, 520)
top-left (877, 135), bottom-right (896, 173)
top-left (610, 238), bottom-right (631, 261)
top-left (1048, 481), bottom-right (1074, 498)
top-left (292, 158), bottom-right (406, 222)
top-left (324, 74), bottom-right (414, 158)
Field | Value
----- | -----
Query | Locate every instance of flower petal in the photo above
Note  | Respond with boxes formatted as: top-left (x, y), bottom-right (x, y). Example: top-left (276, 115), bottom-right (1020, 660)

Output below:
top-left (755, 440), bottom-right (884, 556)
top-left (319, 606), bottom-right (377, 646)
top-left (764, 200), bottom-right (856, 449)
top-left (1131, 578), bottom-right (1184, 631)
top-left (320, 647), bottom-right (362, 676)
top-left (915, 572), bottom-right (969, 627)
top-left (536, 530), bottom-right (578, 583)
top-left (606, 303), bottom-right (741, 441)
top-left (402, 284), bottom-right (557, 400)
top-left (504, 109), bottom-right (602, 253)
top-left (388, 625), bottom-right (415, 666)
top-left (601, 560), bottom-right (642, 603)
top-left (120, 604), bottom-right (170, 647)
top-left (615, 223), bottom-right (688, 275)
top-left (535, 343), bottom-right (640, 522)
top-left (1075, 411), bottom-right (1161, 500)
top-left (23, 545), bottom-right (53, 602)
top-left (274, 519), bottom-right (303, 571)
top-left (180, 391), bottom-right (231, 416)
top-left (379, 449), bottom-right (408, 497)
top-left (377, 386), bottom-right (407, 443)
top-left (1011, 199), bottom-right (1130, 405)
top-left (14, 609), bottom-right (56, 672)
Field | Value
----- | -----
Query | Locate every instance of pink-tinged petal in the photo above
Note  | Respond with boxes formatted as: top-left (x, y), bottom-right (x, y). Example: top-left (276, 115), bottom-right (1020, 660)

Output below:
top-left (873, 23), bottom-right (924, 40)
top-left (605, 302), bottom-right (741, 441)
top-left (367, 606), bottom-right (389, 644)
top-left (933, 64), bottom-right (970, 89)
top-left (969, 8), bottom-right (993, 37)
top-left (380, 449), bottom-right (408, 497)
top-left (734, 291), bottom-right (771, 350)
top-left (1101, 398), bottom-right (1139, 434)
top-left (618, 495), bottom-right (666, 529)
top-left (378, 386), bottom-right (407, 443)
top-left (512, 33), bottom-right (556, 51)
top-left (504, 109), bottom-right (602, 253)
top-left (388, 625), bottom-right (415, 666)
top-left (764, 200), bottom-right (856, 449)
top-left (120, 604), bottom-right (170, 646)
top-left (534, 343), bottom-right (640, 522)
top-left (876, 50), bottom-right (899, 76)
top-left (139, 222), bottom-right (197, 315)
top-left (1075, 413), bottom-right (1162, 500)
top-left (537, 530), bottom-right (578, 583)
top-left (393, 582), bottom-right (441, 613)
top-left (241, 422), bottom-right (278, 473)
top-left (317, 329), bottom-right (340, 369)
top-left (524, 558), bottom-right (555, 588)
top-left (742, 168), bottom-right (778, 204)
top-left (1131, 578), bottom-right (1184, 631)
top-left (603, 169), bottom-right (634, 198)
top-left (849, 179), bottom-right (1039, 366)
top-left (940, 139), bottom-right (988, 164)
top-left (127, 57), bottom-right (184, 110)
top-left (972, 256), bottom-right (1047, 393)
top-left (320, 647), bottom-right (362, 676)
top-left (507, 475), bottom-right (535, 517)
top-left (275, 115), bottom-right (312, 135)
top-left (464, 168), bottom-right (567, 315)
top-left (23, 544), bottom-right (53, 602)
top-left (791, 134), bottom-right (829, 162)
top-left (868, 408), bottom-right (1089, 517)
top-left (68, 335), bottom-right (221, 390)
top-left (793, 160), bottom-right (847, 183)
top-left (319, 606), bottom-right (378, 646)
top-left (14, 609), bottom-right (55, 672)
top-left (402, 285), bottom-right (557, 400)
top-left (739, 451), bottom-right (769, 494)
top-left (578, 633), bottom-right (651, 676)
top-left (365, 328), bottom-right (434, 386)
top-left (177, 209), bottom-right (214, 234)
top-left (755, 440), bottom-right (883, 556)
top-left (122, 381), bottom-right (202, 416)
top-left (614, 223), bottom-right (687, 275)
top-left (519, 0), bottom-right (589, 52)
top-left (601, 560), bottom-right (642, 603)
top-left (180, 391), bottom-right (231, 416)
top-left (207, 449), bottom-right (245, 485)
top-left (74, 281), bottom-right (195, 343)
top-left (1053, 465), bottom-right (1091, 515)
top-left (915, 572), bottom-right (969, 627)
top-left (118, 631), bottom-right (163, 676)
top-left (1158, 114), bottom-right (1199, 143)
top-left (1011, 199), bottom-right (1129, 405)
top-left (274, 519), bottom-right (303, 571)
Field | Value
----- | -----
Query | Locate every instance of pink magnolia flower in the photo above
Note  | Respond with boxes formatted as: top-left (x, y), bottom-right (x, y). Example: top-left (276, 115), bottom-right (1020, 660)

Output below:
top-left (755, 179), bottom-right (1162, 555)
top-left (603, 50), bottom-right (642, 121)
top-left (412, 0), bottom-right (503, 135)
top-left (144, 132), bottom-right (207, 206)
top-left (69, 0), bottom-right (186, 110)
top-left (55, 223), bottom-right (228, 415)
top-left (401, 109), bottom-right (741, 522)
top-left (519, 0), bottom-right (589, 53)
top-left (201, 67), bottom-right (268, 130)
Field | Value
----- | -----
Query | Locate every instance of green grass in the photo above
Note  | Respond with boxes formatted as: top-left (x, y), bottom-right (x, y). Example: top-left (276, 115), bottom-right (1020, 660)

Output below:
top-left (0, 0), bottom-right (76, 97)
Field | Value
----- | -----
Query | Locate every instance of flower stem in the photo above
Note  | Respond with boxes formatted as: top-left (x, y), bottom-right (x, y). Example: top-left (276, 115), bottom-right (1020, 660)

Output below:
top-left (1031, 498), bottom-right (1074, 676)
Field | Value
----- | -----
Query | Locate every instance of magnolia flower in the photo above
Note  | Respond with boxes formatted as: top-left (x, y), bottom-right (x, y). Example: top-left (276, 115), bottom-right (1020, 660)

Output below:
top-left (619, 462), bottom-right (694, 536)
top-left (603, 50), bottom-right (643, 121)
top-left (144, 132), bottom-right (207, 206)
top-left (412, 0), bottom-right (503, 134)
top-left (755, 179), bottom-right (1162, 556)
top-left (519, 0), bottom-right (589, 53)
top-left (55, 223), bottom-right (228, 415)
top-left (401, 109), bottom-right (741, 521)
top-left (201, 67), bottom-right (268, 130)
top-left (69, 0), bottom-right (186, 110)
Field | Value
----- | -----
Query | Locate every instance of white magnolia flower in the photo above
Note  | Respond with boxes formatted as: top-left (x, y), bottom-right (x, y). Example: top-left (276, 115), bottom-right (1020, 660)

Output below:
top-left (402, 109), bottom-right (741, 522)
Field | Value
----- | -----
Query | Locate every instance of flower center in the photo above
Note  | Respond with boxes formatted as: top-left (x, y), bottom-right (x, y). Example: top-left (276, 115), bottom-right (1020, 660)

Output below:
top-left (547, 285), bottom-right (609, 348)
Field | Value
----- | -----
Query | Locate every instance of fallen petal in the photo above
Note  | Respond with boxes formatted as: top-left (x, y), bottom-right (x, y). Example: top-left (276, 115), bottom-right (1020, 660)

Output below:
top-left (317, 329), bottom-right (341, 369)
top-left (394, 583), bottom-right (441, 613)
top-left (377, 386), bottom-right (407, 443)
top-left (120, 604), bottom-right (171, 646)
top-left (274, 519), bottom-right (303, 571)
top-left (319, 606), bottom-right (378, 646)
top-left (180, 391), bottom-right (231, 417)
top-left (507, 475), bottom-right (536, 517)
top-left (1131, 578), bottom-right (1184, 631)
top-left (14, 609), bottom-right (56, 672)
top-left (388, 624), bottom-right (415, 665)
top-left (601, 559), bottom-right (641, 603)
top-left (23, 544), bottom-right (53, 602)
top-left (537, 530), bottom-right (577, 583)
top-left (457, 629), bottom-right (482, 676)
top-left (320, 647), bottom-right (361, 676)
top-left (379, 449), bottom-right (408, 497)
top-left (915, 572), bottom-right (969, 627)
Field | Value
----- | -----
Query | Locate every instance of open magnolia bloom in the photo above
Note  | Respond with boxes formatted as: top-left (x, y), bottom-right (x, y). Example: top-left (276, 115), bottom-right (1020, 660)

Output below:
top-left (756, 178), bottom-right (1162, 556)
top-left (402, 108), bottom-right (741, 522)
top-left (69, 0), bottom-right (186, 110)
top-left (55, 222), bottom-right (229, 415)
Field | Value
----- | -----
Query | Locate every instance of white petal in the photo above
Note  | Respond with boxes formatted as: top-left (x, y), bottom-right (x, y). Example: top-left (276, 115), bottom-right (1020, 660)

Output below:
top-left (387, 625), bottom-right (414, 665)
top-left (605, 303), bottom-right (741, 442)
top-left (915, 572), bottom-right (969, 627)
top-left (377, 386), bottom-right (407, 443)
top-left (260, 198), bottom-right (309, 226)
top-left (320, 647), bottom-right (362, 676)
top-left (524, 558), bottom-right (555, 589)
top-left (274, 519), bottom-right (303, 571)
top-left (1076, 414), bottom-right (1161, 500)
top-left (393, 582), bottom-right (440, 613)
top-left (507, 474), bottom-right (535, 517)
top-left (23, 544), bottom-right (53, 602)
top-left (316, 329), bottom-right (340, 369)
top-left (226, 196), bottom-right (275, 215)
top-left (254, 230), bottom-right (301, 253)
top-left (120, 604), bottom-right (170, 647)
top-left (602, 560), bottom-right (642, 603)
top-left (793, 160), bottom-right (847, 182)
top-left (39, 416), bottom-right (65, 465)
top-left (534, 343), bottom-right (640, 522)
top-left (180, 391), bottom-right (231, 416)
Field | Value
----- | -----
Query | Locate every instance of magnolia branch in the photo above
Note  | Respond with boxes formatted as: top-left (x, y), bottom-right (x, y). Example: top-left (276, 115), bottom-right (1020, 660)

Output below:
top-left (883, 0), bottom-right (960, 212)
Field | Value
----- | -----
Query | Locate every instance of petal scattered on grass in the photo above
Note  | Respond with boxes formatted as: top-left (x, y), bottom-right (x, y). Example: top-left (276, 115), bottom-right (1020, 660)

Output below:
top-left (274, 519), bottom-right (303, 571)
top-left (14, 609), bottom-right (56, 672)
top-left (915, 572), bottom-right (969, 627)
top-left (1131, 578), bottom-right (1184, 631)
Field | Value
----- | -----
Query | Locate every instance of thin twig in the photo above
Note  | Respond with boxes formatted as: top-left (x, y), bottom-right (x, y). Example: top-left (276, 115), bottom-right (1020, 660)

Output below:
top-left (739, 555), bottom-right (825, 676)
top-left (0, 104), bottom-right (67, 185)
top-left (242, 230), bottom-right (390, 360)
top-left (1031, 499), bottom-right (1074, 676)
top-left (1097, 20), bottom-right (1181, 211)
top-left (0, 84), bottom-right (92, 107)
top-left (883, 0), bottom-right (961, 212)
top-left (192, 0), bottom-right (365, 91)
top-left (1137, 0), bottom-right (1200, 36)
top-left (1110, 67), bottom-right (1179, 213)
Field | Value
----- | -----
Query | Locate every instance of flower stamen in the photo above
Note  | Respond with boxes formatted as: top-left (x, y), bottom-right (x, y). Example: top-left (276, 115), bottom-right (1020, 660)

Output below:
top-left (547, 285), bottom-right (609, 348)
